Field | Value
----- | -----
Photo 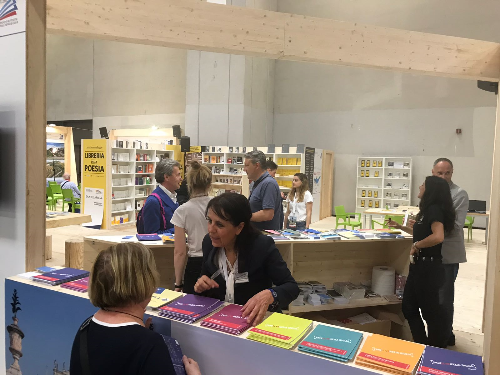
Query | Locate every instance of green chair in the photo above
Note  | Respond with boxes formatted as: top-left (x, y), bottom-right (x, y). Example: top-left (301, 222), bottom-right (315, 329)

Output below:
top-left (48, 184), bottom-right (65, 211)
top-left (62, 189), bottom-right (80, 213)
top-left (46, 187), bottom-right (55, 210)
top-left (465, 216), bottom-right (474, 241)
top-left (372, 215), bottom-right (403, 229)
top-left (334, 205), bottom-right (362, 230)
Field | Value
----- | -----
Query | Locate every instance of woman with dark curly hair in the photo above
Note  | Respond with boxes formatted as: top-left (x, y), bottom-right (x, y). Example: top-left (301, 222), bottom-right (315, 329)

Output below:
top-left (388, 176), bottom-right (455, 348)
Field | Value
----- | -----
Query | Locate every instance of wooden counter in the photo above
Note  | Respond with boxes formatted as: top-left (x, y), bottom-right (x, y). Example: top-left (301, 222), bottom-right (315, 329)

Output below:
top-left (46, 212), bottom-right (92, 229)
top-left (84, 234), bottom-right (412, 314)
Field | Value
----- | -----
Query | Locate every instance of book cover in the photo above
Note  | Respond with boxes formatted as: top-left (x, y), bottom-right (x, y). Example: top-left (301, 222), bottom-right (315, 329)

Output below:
top-left (299, 324), bottom-right (363, 360)
top-left (357, 334), bottom-right (424, 373)
top-left (201, 304), bottom-right (249, 331)
top-left (35, 266), bottom-right (57, 273)
top-left (249, 313), bottom-right (312, 344)
top-left (31, 268), bottom-right (90, 286)
top-left (61, 277), bottom-right (90, 292)
top-left (160, 295), bottom-right (221, 316)
top-left (148, 288), bottom-right (183, 309)
top-left (418, 346), bottom-right (483, 375)
top-left (136, 233), bottom-right (162, 241)
top-left (161, 335), bottom-right (187, 375)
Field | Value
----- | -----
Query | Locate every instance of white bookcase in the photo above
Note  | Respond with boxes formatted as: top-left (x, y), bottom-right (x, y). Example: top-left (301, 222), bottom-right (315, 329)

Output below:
top-left (110, 147), bottom-right (173, 226)
top-left (356, 157), bottom-right (412, 212)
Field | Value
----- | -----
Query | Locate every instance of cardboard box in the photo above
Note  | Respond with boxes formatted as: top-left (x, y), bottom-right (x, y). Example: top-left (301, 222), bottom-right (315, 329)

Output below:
top-left (303, 311), bottom-right (391, 337)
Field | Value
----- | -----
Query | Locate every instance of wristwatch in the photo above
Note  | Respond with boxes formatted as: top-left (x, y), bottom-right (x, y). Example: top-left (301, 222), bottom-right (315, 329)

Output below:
top-left (174, 283), bottom-right (184, 289)
top-left (268, 288), bottom-right (279, 310)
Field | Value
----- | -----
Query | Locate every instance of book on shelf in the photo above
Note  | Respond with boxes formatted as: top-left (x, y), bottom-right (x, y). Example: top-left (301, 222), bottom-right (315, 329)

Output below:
top-left (247, 313), bottom-right (313, 350)
top-left (355, 334), bottom-right (424, 374)
top-left (298, 324), bottom-right (363, 362)
top-left (31, 268), bottom-right (90, 286)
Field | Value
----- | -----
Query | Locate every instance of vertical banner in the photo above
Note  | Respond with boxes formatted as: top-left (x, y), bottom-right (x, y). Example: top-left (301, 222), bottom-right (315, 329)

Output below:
top-left (82, 139), bottom-right (107, 228)
top-left (166, 145), bottom-right (185, 178)
top-left (304, 147), bottom-right (315, 194)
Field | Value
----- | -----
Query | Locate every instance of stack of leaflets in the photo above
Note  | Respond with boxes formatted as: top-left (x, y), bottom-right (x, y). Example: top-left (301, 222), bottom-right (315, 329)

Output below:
top-left (61, 277), bottom-right (89, 292)
top-left (247, 313), bottom-right (312, 349)
top-left (263, 230), bottom-right (289, 241)
top-left (161, 335), bottom-right (187, 375)
top-left (355, 334), bottom-right (425, 374)
top-left (158, 295), bottom-right (224, 323)
top-left (200, 304), bottom-right (251, 335)
top-left (417, 346), bottom-right (484, 375)
top-left (147, 287), bottom-right (183, 310)
top-left (298, 324), bottom-right (363, 362)
top-left (31, 268), bottom-right (90, 286)
top-left (319, 231), bottom-right (342, 241)
top-left (136, 233), bottom-right (162, 241)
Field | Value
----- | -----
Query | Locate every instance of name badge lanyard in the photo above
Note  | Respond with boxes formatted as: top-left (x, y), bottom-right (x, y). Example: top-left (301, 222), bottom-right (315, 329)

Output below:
top-left (219, 249), bottom-right (238, 303)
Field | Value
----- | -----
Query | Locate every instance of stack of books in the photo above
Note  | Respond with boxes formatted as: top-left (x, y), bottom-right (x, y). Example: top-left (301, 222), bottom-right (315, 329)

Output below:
top-left (31, 268), bottom-right (90, 286)
top-left (158, 295), bottom-right (224, 323)
top-left (355, 334), bottom-right (424, 374)
top-left (298, 325), bottom-right (363, 362)
top-left (61, 277), bottom-right (89, 293)
top-left (147, 287), bottom-right (183, 310)
top-left (247, 313), bottom-right (312, 349)
top-left (417, 346), bottom-right (484, 375)
top-left (200, 304), bottom-right (250, 335)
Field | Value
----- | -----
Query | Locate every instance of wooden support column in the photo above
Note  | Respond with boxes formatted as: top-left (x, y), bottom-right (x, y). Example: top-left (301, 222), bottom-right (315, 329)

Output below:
top-left (483, 93), bottom-right (500, 375)
top-left (26, 0), bottom-right (47, 270)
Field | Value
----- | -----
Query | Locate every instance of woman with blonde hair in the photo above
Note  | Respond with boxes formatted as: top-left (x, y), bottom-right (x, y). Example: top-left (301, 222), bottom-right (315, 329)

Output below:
top-left (284, 173), bottom-right (313, 230)
top-left (171, 161), bottom-right (212, 293)
top-left (70, 242), bottom-right (201, 375)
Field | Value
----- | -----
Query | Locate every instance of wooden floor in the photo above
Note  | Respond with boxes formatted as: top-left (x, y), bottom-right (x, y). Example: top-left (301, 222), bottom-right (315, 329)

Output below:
top-left (46, 216), bottom-right (487, 356)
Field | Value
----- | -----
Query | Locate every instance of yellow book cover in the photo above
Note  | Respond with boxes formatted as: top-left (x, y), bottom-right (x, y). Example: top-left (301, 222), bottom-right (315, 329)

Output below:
top-left (357, 334), bottom-right (424, 373)
top-left (249, 313), bottom-right (312, 344)
top-left (147, 288), bottom-right (183, 309)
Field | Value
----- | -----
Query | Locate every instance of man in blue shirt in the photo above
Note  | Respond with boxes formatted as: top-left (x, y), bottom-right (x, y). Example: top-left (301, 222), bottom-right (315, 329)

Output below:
top-left (244, 151), bottom-right (281, 230)
top-left (60, 173), bottom-right (81, 212)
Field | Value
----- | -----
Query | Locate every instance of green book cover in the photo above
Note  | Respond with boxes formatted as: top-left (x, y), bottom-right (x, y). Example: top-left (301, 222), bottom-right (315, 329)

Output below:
top-left (249, 313), bottom-right (312, 344)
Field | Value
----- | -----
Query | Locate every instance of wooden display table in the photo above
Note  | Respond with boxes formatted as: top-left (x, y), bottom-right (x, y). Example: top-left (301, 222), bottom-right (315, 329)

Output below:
top-left (46, 212), bottom-right (92, 229)
top-left (362, 207), bottom-right (418, 229)
top-left (84, 234), bottom-right (412, 315)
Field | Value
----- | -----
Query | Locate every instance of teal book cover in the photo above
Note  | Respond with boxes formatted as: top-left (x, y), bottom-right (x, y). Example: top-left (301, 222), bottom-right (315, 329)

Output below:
top-left (299, 325), bottom-right (363, 360)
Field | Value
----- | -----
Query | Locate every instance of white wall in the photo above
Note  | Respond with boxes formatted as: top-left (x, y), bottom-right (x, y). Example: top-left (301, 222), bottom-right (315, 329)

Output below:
top-left (273, 61), bottom-right (496, 226)
top-left (0, 32), bottom-right (29, 373)
top-left (46, 35), bottom-right (188, 136)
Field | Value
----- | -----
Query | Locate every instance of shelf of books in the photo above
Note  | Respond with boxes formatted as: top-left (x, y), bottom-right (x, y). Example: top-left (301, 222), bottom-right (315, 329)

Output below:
top-left (356, 157), bottom-right (412, 218)
top-left (202, 146), bottom-right (304, 196)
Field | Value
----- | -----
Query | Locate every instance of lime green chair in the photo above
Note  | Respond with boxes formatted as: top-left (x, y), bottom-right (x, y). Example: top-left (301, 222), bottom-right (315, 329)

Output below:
top-left (48, 184), bottom-right (65, 211)
top-left (46, 187), bottom-right (55, 210)
top-left (465, 216), bottom-right (474, 241)
top-left (62, 188), bottom-right (80, 213)
top-left (334, 205), bottom-right (362, 230)
top-left (372, 215), bottom-right (403, 229)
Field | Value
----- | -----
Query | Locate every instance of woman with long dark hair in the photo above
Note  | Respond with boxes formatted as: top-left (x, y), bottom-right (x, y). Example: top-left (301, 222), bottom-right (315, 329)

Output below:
top-left (284, 173), bottom-right (313, 230)
top-left (194, 193), bottom-right (299, 326)
top-left (388, 176), bottom-right (455, 347)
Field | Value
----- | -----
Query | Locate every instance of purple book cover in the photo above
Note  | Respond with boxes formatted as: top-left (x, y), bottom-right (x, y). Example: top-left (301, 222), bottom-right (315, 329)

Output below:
top-left (32, 268), bottom-right (90, 285)
top-left (61, 277), bottom-right (90, 292)
top-left (418, 346), bottom-right (483, 375)
top-left (160, 295), bottom-right (221, 316)
top-left (202, 304), bottom-right (248, 329)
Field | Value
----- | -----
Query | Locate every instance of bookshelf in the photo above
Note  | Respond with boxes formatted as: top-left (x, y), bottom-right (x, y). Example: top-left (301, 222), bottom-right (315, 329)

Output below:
top-left (202, 146), bottom-right (304, 196)
top-left (356, 157), bottom-right (412, 214)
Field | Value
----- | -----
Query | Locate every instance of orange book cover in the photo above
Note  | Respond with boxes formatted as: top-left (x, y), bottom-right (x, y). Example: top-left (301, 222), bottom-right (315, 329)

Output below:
top-left (356, 334), bottom-right (424, 373)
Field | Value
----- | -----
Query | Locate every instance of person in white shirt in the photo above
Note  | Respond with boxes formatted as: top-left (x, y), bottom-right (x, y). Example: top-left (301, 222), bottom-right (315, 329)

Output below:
top-left (170, 161), bottom-right (212, 294)
top-left (284, 173), bottom-right (313, 230)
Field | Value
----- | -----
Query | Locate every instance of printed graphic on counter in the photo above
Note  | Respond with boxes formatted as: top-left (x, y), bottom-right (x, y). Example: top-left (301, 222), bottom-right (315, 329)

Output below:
top-left (4, 280), bottom-right (172, 374)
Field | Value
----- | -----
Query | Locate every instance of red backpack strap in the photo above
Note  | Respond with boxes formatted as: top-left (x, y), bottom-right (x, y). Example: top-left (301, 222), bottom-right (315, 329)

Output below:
top-left (150, 193), bottom-right (167, 230)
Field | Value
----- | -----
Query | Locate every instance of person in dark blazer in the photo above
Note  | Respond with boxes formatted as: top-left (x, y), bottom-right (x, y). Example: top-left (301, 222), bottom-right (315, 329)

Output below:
top-left (194, 193), bottom-right (299, 326)
top-left (142, 159), bottom-right (182, 234)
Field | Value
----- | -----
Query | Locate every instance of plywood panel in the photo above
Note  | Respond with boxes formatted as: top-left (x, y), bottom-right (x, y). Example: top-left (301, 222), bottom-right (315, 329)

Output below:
top-left (46, 0), bottom-right (500, 81)
top-left (483, 94), bottom-right (500, 375)
top-left (26, 0), bottom-right (47, 271)
top-left (320, 150), bottom-right (334, 220)
top-left (283, 14), bottom-right (500, 82)
top-left (46, 0), bottom-right (286, 58)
